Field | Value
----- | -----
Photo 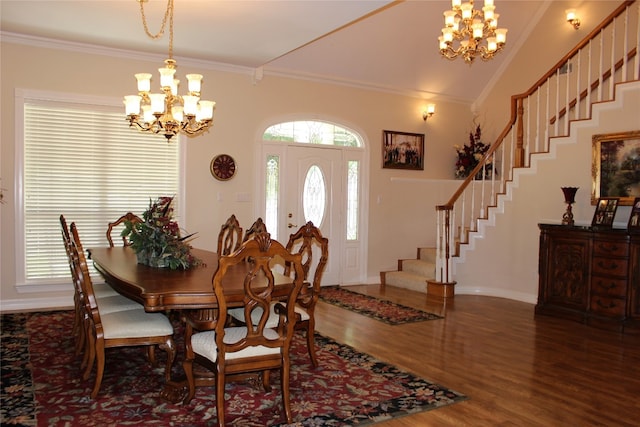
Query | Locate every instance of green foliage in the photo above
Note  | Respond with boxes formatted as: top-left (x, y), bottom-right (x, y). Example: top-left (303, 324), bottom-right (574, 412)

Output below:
top-left (121, 196), bottom-right (201, 270)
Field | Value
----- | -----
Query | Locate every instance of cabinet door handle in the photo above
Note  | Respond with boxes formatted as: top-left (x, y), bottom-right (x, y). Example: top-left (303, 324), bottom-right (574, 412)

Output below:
top-left (597, 260), bottom-right (619, 270)
top-left (596, 299), bottom-right (616, 309)
top-left (599, 243), bottom-right (621, 254)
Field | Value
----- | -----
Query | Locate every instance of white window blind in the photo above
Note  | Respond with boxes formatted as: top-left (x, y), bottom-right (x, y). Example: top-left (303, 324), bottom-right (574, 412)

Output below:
top-left (21, 97), bottom-right (180, 284)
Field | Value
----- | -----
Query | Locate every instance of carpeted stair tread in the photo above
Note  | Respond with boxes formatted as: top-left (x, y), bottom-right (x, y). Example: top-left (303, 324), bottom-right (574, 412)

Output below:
top-left (384, 271), bottom-right (429, 293)
top-left (400, 259), bottom-right (436, 277)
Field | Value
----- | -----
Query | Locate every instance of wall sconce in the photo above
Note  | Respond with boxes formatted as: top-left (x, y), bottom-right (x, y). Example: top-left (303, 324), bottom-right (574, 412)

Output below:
top-left (422, 104), bottom-right (436, 121)
top-left (566, 9), bottom-right (580, 30)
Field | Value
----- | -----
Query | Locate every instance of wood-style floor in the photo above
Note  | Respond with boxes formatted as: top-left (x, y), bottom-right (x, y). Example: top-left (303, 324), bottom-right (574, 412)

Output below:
top-left (315, 285), bottom-right (640, 427)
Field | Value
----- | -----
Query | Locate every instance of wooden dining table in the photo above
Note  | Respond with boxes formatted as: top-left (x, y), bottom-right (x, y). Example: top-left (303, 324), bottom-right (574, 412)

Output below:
top-left (88, 246), bottom-right (293, 312)
top-left (87, 245), bottom-right (295, 403)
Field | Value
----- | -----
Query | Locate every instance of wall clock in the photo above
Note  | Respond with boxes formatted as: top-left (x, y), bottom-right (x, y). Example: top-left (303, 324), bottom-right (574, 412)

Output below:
top-left (210, 154), bottom-right (236, 181)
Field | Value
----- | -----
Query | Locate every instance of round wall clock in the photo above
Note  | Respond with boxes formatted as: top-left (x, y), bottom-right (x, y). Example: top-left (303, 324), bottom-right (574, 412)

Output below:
top-left (210, 154), bottom-right (236, 181)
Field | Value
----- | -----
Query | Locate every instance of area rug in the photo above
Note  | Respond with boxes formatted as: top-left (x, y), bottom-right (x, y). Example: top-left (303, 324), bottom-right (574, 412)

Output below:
top-left (1, 311), bottom-right (466, 426)
top-left (319, 286), bottom-right (443, 325)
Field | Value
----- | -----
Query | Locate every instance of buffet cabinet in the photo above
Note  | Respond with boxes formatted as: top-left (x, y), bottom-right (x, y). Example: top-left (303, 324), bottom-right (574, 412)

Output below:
top-left (537, 224), bottom-right (640, 332)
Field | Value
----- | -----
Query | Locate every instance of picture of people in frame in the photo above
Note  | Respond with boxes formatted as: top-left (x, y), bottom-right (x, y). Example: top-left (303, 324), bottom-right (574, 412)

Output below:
top-left (591, 197), bottom-right (619, 228)
top-left (628, 197), bottom-right (640, 231)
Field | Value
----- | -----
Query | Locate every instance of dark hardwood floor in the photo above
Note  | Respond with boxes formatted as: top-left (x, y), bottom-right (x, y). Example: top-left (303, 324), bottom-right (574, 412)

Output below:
top-left (315, 284), bottom-right (640, 426)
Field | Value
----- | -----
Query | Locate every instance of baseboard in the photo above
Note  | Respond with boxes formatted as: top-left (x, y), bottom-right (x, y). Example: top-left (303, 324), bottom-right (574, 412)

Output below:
top-left (0, 295), bottom-right (73, 313)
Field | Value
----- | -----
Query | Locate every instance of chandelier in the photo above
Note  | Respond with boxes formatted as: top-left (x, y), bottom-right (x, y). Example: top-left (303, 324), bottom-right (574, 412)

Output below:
top-left (438, 0), bottom-right (508, 64)
top-left (124, 0), bottom-right (215, 140)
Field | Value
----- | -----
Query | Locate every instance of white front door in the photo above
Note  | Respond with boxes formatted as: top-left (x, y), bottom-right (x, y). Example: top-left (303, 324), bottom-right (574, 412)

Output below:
top-left (282, 145), bottom-right (342, 286)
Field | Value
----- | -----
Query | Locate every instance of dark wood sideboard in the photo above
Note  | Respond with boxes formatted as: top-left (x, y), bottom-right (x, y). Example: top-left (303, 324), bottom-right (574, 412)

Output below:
top-left (537, 223), bottom-right (640, 333)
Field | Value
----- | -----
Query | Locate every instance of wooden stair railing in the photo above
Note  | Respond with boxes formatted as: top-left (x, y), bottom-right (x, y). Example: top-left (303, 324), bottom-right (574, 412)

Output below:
top-left (434, 0), bottom-right (640, 285)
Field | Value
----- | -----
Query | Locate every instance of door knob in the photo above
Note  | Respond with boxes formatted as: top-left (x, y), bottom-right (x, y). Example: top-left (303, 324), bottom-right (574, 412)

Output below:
top-left (288, 223), bottom-right (298, 229)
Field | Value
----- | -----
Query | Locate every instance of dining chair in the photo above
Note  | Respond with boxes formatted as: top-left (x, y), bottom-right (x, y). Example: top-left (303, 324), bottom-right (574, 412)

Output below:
top-left (242, 217), bottom-right (267, 242)
top-left (70, 222), bottom-right (176, 399)
top-left (229, 221), bottom-right (328, 367)
top-left (60, 214), bottom-right (89, 356)
top-left (281, 221), bottom-right (328, 367)
top-left (61, 214), bottom-right (141, 364)
top-left (106, 212), bottom-right (142, 247)
top-left (217, 214), bottom-right (243, 256)
top-left (182, 232), bottom-right (305, 426)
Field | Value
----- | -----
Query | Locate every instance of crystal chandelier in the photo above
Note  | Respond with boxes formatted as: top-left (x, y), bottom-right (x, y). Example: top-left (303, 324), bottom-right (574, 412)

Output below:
top-left (438, 0), bottom-right (508, 64)
top-left (124, 0), bottom-right (215, 141)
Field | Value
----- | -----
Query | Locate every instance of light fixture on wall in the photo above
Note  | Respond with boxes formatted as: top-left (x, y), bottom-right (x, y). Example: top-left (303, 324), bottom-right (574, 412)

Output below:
top-left (566, 9), bottom-right (581, 30)
top-left (422, 104), bottom-right (436, 121)
top-left (438, 0), bottom-right (508, 64)
top-left (123, 0), bottom-right (216, 141)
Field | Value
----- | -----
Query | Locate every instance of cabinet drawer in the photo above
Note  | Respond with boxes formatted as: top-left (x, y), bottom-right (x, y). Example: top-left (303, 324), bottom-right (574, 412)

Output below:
top-left (591, 276), bottom-right (628, 297)
top-left (589, 295), bottom-right (626, 317)
top-left (593, 240), bottom-right (629, 257)
top-left (591, 257), bottom-right (628, 277)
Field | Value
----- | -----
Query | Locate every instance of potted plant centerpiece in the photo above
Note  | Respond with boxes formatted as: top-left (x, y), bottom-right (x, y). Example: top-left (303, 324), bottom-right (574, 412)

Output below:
top-left (122, 196), bottom-right (202, 269)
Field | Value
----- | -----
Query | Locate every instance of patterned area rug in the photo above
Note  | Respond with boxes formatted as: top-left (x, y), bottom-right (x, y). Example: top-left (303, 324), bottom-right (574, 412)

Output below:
top-left (1, 311), bottom-right (466, 426)
top-left (319, 286), bottom-right (443, 325)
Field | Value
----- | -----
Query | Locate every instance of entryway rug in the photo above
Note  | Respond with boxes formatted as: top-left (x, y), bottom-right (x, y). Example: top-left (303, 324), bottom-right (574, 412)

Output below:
top-left (1, 311), bottom-right (466, 426)
top-left (319, 286), bottom-right (443, 325)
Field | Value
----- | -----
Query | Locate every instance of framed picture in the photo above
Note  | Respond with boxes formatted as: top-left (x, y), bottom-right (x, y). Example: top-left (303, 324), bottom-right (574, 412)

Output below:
top-left (591, 197), bottom-right (619, 228)
top-left (382, 130), bottom-right (424, 170)
top-left (628, 197), bottom-right (640, 232)
top-left (591, 130), bottom-right (640, 206)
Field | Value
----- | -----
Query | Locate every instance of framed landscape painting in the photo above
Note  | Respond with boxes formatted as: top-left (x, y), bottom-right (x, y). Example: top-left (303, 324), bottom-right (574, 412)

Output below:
top-left (382, 130), bottom-right (424, 170)
top-left (591, 130), bottom-right (640, 206)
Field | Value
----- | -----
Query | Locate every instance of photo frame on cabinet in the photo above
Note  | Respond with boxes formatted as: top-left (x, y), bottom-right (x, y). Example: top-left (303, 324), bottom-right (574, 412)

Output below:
top-left (591, 130), bottom-right (640, 206)
top-left (591, 197), bottom-right (619, 228)
top-left (628, 197), bottom-right (640, 232)
top-left (382, 130), bottom-right (424, 170)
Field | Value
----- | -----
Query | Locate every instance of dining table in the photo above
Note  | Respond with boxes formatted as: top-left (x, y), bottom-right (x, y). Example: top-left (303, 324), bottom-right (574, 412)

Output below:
top-left (87, 245), bottom-right (295, 403)
top-left (88, 246), bottom-right (293, 311)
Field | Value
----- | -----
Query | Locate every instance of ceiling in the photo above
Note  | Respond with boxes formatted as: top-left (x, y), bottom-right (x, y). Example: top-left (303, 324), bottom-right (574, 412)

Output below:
top-left (0, 1), bottom-right (555, 104)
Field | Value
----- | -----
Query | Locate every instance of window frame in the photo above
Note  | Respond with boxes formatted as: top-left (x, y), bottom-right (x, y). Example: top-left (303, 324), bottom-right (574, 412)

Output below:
top-left (14, 89), bottom-right (186, 291)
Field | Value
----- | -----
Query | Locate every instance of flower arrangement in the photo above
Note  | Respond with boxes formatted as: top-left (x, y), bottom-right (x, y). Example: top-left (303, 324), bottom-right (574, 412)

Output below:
top-left (454, 124), bottom-right (492, 179)
top-left (121, 196), bottom-right (202, 270)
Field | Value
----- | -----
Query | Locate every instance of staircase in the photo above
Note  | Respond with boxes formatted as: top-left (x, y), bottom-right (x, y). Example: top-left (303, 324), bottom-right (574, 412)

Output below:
top-left (381, 1), bottom-right (639, 296)
top-left (380, 247), bottom-right (436, 293)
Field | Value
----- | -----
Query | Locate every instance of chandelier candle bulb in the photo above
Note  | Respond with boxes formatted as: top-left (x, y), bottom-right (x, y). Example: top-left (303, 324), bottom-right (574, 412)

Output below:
top-left (487, 37), bottom-right (497, 52)
top-left (172, 106), bottom-right (184, 122)
top-left (135, 73), bottom-right (152, 93)
top-left (461, 3), bottom-right (473, 20)
top-left (149, 93), bottom-right (166, 114)
top-left (124, 95), bottom-right (141, 116)
top-left (482, 5), bottom-right (494, 21)
top-left (186, 74), bottom-right (203, 94)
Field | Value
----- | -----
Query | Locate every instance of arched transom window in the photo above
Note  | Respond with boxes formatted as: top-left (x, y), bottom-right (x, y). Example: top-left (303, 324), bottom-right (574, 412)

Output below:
top-left (263, 121), bottom-right (362, 147)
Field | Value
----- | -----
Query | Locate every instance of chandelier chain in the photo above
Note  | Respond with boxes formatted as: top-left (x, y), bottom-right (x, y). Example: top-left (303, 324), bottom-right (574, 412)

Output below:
top-left (138, 0), bottom-right (174, 58)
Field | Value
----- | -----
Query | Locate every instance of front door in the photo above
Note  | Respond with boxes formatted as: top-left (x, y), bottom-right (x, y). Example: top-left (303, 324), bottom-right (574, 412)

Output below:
top-left (282, 145), bottom-right (342, 286)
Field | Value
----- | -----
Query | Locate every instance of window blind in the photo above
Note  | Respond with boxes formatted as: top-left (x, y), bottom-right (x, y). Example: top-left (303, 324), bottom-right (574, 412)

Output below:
top-left (22, 99), bottom-right (179, 284)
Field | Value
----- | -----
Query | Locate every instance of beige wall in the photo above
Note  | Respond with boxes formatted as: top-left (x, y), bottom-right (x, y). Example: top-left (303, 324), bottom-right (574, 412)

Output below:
top-left (0, 40), bottom-right (473, 310)
top-left (455, 82), bottom-right (639, 303)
